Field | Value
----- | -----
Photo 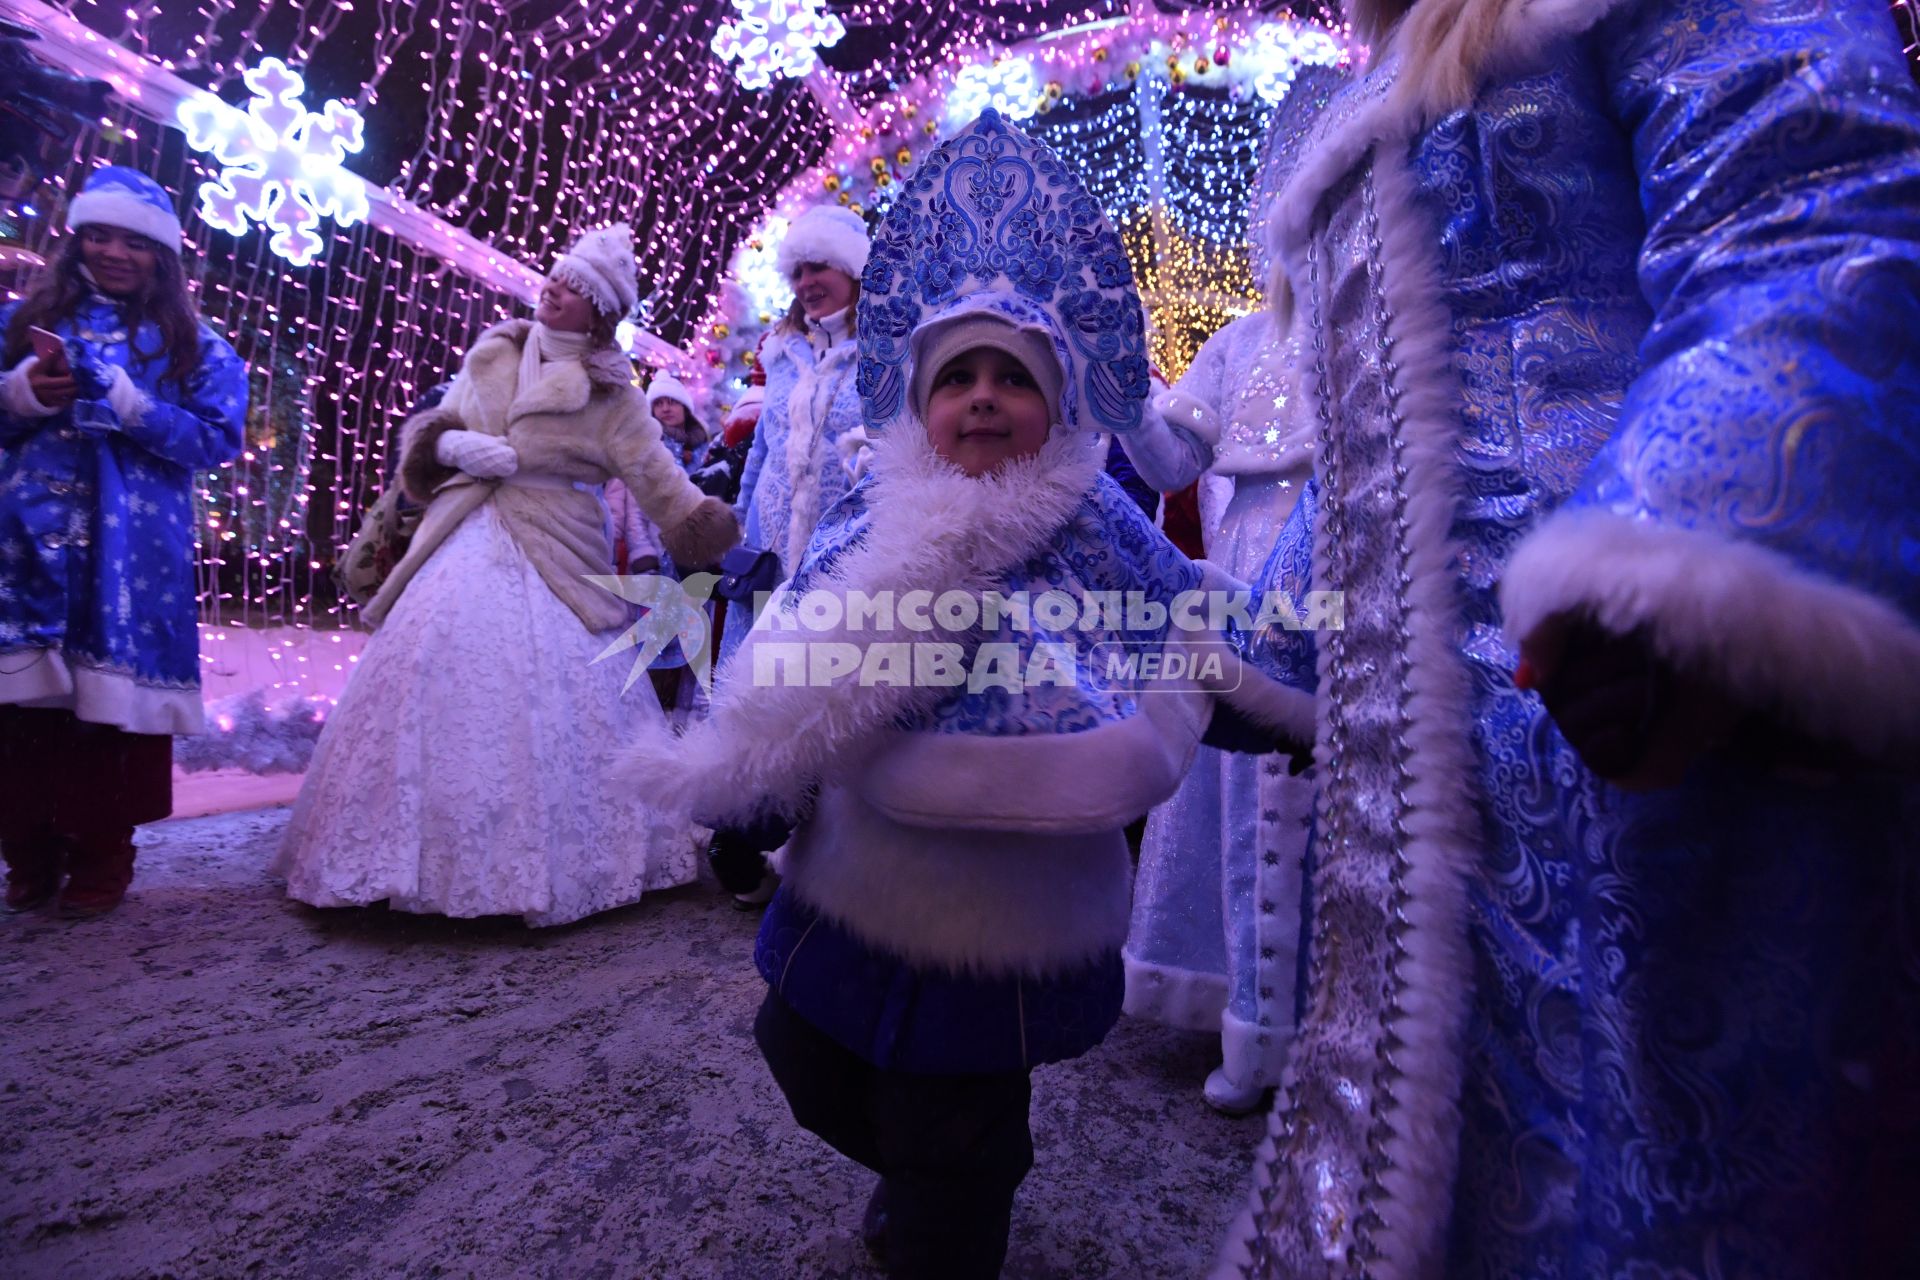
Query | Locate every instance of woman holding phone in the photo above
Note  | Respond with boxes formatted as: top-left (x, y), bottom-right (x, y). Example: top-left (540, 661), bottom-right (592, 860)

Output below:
top-left (0, 165), bottom-right (247, 917)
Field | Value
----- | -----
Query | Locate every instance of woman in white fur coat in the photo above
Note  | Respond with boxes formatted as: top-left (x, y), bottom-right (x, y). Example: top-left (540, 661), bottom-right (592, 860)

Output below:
top-left (719, 204), bottom-right (871, 660)
top-left (275, 225), bottom-right (738, 926)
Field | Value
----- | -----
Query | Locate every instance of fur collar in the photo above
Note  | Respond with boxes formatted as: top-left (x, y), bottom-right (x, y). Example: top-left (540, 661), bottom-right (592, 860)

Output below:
top-left (780, 335), bottom-right (860, 564)
top-left (442, 318), bottom-right (640, 431)
top-left (471, 318), bottom-right (635, 391)
top-left (620, 424), bottom-right (1106, 827)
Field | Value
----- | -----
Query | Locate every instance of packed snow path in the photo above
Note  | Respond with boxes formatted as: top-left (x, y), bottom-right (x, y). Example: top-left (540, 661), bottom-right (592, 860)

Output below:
top-left (3, 807), bottom-right (1257, 1279)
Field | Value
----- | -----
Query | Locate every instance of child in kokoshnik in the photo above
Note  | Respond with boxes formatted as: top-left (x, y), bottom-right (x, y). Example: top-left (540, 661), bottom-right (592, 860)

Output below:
top-left (620, 111), bottom-right (1315, 1280)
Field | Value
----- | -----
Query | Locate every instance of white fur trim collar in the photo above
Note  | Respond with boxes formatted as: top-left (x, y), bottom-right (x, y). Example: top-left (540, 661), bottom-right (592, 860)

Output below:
top-left (618, 423), bottom-right (1106, 828)
top-left (780, 334), bottom-right (859, 564)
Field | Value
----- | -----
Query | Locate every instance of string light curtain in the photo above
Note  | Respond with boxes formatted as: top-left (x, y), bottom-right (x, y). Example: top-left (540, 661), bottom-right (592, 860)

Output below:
top-left (6, 0), bottom-right (1907, 670)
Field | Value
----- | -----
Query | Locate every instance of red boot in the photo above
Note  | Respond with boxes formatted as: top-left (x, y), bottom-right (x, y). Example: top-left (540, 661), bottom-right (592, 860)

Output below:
top-left (56, 827), bottom-right (136, 919)
top-left (2, 835), bottom-right (64, 912)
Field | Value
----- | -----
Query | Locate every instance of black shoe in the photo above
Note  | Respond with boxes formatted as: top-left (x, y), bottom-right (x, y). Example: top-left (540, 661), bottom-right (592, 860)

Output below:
top-left (731, 871), bottom-right (777, 911)
top-left (860, 1180), bottom-right (888, 1263)
top-left (706, 830), bottom-right (770, 896)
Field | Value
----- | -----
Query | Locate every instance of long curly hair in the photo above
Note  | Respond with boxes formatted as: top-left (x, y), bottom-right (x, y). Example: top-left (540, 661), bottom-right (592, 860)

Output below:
top-left (1346, 0), bottom-right (1415, 43)
top-left (3, 232), bottom-right (204, 388)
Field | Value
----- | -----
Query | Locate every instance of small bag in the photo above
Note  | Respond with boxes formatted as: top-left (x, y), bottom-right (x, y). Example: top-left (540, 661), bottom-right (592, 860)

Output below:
top-left (714, 545), bottom-right (781, 606)
top-left (336, 486), bottom-right (424, 607)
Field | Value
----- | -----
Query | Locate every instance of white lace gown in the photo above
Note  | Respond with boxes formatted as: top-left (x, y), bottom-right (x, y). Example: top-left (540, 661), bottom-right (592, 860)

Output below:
top-left (274, 503), bottom-right (698, 925)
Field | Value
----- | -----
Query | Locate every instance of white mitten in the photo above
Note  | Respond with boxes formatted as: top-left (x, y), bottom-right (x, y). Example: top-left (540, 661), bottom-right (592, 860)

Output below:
top-left (836, 424), bottom-right (874, 482)
top-left (1152, 387), bottom-right (1223, 447)
top-left (435, 429), bottom-right (519, 479)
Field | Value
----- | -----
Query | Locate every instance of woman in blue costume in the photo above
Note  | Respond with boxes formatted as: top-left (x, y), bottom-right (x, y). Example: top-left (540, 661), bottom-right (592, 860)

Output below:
top-left (0, 166), bottom-right (246, 917)
top-left (1121, 305), bottom-right (1317, 1114)
top-left (1217, 1), bottom-right (1920, 1276)
top-left (719, 204), bottom-right (871, 662)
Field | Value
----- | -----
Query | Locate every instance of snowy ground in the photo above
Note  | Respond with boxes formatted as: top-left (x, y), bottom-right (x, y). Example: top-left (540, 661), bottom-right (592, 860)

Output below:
top-left (1, 806), bottom-right (1261, 1279)
top-left (173, 625), bottom-right (368, 819)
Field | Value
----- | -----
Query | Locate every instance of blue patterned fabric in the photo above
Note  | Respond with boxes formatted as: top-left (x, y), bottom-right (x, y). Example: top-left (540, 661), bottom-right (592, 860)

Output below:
top-left (1253, 2), bottom-right (1920, 1275)
top-left (1236, 478), bottom-right (1320, 695)
top-left (0, 297), bottom-right (247, 725)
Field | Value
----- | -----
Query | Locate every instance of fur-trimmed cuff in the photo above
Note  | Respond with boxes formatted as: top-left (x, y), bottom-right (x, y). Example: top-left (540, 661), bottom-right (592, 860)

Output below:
top-left (1502, 511), bottom-right (1920, 767)
top-left (1, 356), bottom-right (57, 418)
top-left (1202, 647), bottom-right (1317, 756)
top-left (659, 495), bottom-right (739, 571)
top-left (397, 407), bottom-right (469, 504)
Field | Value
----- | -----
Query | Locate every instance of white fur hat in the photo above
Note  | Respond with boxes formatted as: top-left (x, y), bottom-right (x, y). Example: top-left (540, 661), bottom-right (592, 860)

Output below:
top-left (67, 166), bottom-right (184, 250)
top-left (646, 372), bottom-right (697, 415)
top-left (552, 223), bottom-right (639, 316)
top-left (775, 205), bottom-right (870, 282)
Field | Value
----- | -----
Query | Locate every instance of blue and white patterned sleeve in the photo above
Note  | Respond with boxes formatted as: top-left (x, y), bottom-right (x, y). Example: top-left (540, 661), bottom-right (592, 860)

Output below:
top-left (1500, 0), bottom-right (1920, 766)
top-left (118, 327), bottom-right (248, 472)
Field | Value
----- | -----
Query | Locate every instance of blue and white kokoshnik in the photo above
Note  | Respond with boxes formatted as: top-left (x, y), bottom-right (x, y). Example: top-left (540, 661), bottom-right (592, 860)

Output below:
top-left (855, 108), bottom-right (1151, 437)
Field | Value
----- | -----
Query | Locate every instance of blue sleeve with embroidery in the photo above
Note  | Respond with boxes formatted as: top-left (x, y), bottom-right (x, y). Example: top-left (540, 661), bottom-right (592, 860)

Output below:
top-left (117, 327), bottom-right (247, 471)
top-left (1574, 0), bottom-right (1920, 618)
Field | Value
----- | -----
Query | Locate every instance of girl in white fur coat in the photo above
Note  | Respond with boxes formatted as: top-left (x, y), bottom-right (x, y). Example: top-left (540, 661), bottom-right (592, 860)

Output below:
top-left (275, 226), bottom-right (738, 926)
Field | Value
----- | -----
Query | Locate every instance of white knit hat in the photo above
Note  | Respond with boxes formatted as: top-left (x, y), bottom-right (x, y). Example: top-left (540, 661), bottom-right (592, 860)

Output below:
top-left (552, 223), bottom-right (639, 316)
top-left (776, 205), bottom-right (870, 282)
top-left (910, 313), bottom-right (1064, 424)
top-left (646, 372), bottom-right (697, 415)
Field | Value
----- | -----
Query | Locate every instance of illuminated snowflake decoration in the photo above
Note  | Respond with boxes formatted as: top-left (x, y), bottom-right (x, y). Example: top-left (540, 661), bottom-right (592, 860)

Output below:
top-left (1246, 22), bottom-right (1348, 105)
top-left (176, 58), bottom-right (370, 267)
top-left (945, 58), bottom-right (1042, 128)
top-left (711, 0), bottom-right (848, 92)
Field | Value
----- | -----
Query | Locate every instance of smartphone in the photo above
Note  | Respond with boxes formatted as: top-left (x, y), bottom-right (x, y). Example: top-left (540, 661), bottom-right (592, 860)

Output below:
top-left (27, 326), bottom-right (69, 373)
